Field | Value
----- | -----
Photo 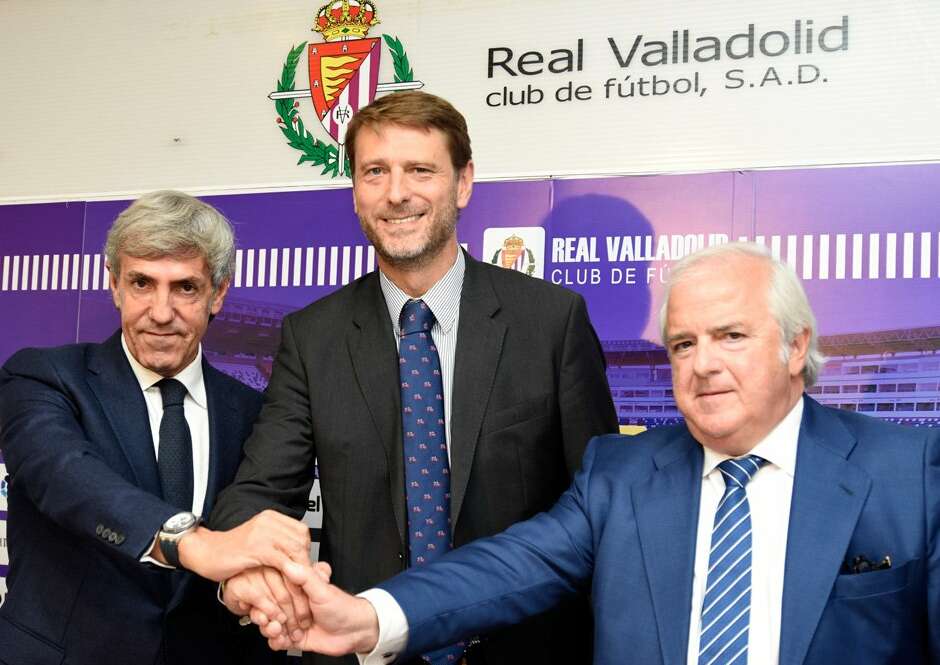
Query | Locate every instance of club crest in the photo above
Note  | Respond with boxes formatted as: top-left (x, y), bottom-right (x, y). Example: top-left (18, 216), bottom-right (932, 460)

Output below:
top-left (269, 1), bottom-right (424, 178)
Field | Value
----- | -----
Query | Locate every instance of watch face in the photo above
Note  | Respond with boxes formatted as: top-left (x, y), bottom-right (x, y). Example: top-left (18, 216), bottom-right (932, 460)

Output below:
top-left (164, 512), bottom-right (197, 533)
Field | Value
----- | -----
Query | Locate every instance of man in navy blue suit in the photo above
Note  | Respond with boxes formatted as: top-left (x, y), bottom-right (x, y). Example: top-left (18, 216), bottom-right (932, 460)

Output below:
top-left (0, 191), bottom-right (309, 665)
top-left (258, 241), bottom-right (938, 664)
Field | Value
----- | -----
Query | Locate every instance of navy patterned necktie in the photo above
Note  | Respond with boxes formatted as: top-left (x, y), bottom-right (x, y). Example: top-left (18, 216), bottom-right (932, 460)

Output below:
top-left (398, 300), bottom-right (464, 664)
top-left (698, 455), bottom-right (766, 665)
top-left (156, 378), bottom-right (194, 511)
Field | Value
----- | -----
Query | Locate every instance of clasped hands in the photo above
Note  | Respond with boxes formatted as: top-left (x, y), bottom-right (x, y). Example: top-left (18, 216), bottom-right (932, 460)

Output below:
top-left (170, 509), bottom-right (379, 655)
top-left (158, 510), bottom-right (378, 655)
top-left (222, 559), bottom-right (380, 655)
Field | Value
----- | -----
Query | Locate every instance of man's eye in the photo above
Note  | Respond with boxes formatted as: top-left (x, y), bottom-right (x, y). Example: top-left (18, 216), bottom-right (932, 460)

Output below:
top-left (672, 341), bottom-right (692, 352)
top-left (132, 279), bottom-right (148, 288)
top-left (726, 332), bottom-right (744, 340)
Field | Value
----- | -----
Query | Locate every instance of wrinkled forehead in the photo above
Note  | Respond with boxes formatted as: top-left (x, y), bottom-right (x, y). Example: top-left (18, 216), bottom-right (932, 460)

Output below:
top-left (666, 258), bottom-right (773, 327)
top-left (116, 252), bottom-right (211, 281)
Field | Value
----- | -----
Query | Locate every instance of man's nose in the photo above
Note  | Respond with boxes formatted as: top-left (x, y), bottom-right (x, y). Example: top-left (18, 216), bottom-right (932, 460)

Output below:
top-left (691, 341), bottom-right (722, 377)
top-left (148, 289), bottom-right (174, 325)
top-left (386, 169), bottom-right (410, 206)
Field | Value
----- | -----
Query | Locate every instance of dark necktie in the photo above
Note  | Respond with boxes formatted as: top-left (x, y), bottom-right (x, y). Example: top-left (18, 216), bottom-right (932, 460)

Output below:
top-left (398, 300), bottom-right (464, 664)
top-left (156, 378), bottom-right (194, 511)
top-left (698, 455), bottom-right (766, 665)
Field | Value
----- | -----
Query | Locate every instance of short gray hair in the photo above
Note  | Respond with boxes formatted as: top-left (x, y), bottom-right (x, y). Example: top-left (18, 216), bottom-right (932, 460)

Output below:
top-left (105, 190), bottom-right (235, 289)
top-left (658, 241), bottom-right (826, 387)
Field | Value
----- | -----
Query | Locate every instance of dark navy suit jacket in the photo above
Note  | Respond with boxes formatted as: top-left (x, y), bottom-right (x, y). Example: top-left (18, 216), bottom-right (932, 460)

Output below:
top-left (0, 331), bottom-right (278, 665)
top-left (381, 397), bottom-right (940, 664)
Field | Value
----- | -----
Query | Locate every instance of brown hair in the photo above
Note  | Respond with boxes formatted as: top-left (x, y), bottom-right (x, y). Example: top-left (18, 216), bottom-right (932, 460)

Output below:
top-left (345, 91), bottom-right (472, 175)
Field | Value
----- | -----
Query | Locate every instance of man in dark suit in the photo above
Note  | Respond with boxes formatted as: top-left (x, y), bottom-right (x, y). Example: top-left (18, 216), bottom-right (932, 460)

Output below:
top-left (0, 191), bottom-right (308, 665)
top-left (261, 242), bottom-right (939, 664)
top-left (210, 91), bottom-right (617, 664)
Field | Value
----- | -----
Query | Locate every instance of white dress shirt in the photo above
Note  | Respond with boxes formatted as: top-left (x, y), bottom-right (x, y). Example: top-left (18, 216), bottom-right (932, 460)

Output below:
top-left (123, 336), bottom-right (212, 565)
top-left (360, 398), bottom-right (805, 665)
top-left (687, 397), bottom-right (802, 665)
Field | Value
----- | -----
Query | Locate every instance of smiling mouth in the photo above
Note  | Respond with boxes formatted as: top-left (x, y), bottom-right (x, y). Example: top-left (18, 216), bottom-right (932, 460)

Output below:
top-left (382, 213), bottom-right (425, 225)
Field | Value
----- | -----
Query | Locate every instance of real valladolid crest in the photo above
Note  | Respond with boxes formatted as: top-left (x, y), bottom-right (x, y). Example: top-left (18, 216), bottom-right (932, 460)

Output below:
top-left (269, 0), bottom-right (423, 178)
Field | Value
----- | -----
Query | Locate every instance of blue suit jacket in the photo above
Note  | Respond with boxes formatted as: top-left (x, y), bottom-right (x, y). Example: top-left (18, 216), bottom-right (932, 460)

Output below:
top-left (382, 397), bottom-right (940, 664)
top-left (0, 332), bottom-right (277, 665)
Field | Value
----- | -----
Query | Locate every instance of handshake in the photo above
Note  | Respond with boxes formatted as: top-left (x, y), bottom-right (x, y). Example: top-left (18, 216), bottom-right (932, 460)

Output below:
top-left (223, 558), bottom-right (380, 656)
top-left (174, 510), bottom-right (380, 657)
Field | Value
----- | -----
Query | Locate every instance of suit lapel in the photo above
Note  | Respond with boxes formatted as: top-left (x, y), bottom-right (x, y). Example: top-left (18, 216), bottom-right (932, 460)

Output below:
top-left (632, 430), bottom-right (703, 665)
top-left (633, 431), bottom-right (703, 665)
top-left (449, 255), bottom-right (505, 527)
top-left (86, 331), bottom-right (162, 498)
top-left (201, 360), bottom-right (238, 518)
top-left (171, 361), bottom-right (244, 608)
top-left (779, 397), bottom-right (871, 665)
top-left (348, 275), bottom-right (407, 544)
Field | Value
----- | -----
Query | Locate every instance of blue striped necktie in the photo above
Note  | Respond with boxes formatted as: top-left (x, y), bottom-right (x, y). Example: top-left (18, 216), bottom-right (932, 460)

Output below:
top-left (698, 455), bottom-right (766, 665)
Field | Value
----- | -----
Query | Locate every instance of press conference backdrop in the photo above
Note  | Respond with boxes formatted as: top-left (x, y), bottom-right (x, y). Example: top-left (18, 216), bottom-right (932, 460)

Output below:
top-left (2, 0), bottom-right (940, 608)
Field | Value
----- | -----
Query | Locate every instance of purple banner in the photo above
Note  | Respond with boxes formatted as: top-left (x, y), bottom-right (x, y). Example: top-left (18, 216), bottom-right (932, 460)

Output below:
top-left (1, 164), bottom-right (939, 426)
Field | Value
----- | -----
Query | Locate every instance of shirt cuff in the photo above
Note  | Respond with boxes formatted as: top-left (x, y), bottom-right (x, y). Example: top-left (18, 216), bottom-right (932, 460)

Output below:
top-left (140, 532), bottom-right (174, 569)
top-left (355, 588), bottom-right (409, 665)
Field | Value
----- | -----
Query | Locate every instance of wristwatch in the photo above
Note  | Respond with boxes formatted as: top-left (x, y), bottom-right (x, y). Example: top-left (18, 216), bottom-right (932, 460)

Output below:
top-left (157, 511), bottom-right (200, 569)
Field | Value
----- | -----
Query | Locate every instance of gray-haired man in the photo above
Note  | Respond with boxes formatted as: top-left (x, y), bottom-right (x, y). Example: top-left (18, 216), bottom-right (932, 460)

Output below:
top-left (259, 242), bottom-right (938, 665)
top-left (0, 191), bottom-right (307, 665)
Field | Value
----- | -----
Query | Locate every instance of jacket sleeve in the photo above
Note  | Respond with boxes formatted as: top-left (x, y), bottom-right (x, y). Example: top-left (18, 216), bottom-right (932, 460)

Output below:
top-left (209, 314), bottom-right (317, 529)
top-left (558, 293), bottom-right (619, 475)
top-left (926, 429), bottom-right (940, 661)
top-left (379, 436), bottom-right (603, 660)
top-left (0, 348), bottom-right (178, 559)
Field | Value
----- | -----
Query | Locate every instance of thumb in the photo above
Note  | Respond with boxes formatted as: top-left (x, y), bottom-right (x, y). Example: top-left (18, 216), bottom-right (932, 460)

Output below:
top-left (281, 560), bottom-right (310, 587)
top-left (313, 561), bottom-right (332, 582)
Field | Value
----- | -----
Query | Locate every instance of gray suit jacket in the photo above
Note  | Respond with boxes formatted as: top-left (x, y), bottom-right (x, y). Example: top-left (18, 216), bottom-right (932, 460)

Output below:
top-left (211, 252), bottom-right (618, 664)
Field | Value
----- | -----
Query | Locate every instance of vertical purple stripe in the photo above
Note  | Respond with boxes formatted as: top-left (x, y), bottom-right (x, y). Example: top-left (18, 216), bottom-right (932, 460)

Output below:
top-left (369, 40), bottom-right (381, 103)
top-left (0, 564), bottom-right (8, 577)
top-left (348, 64), bottom-right (360, 111)
top-left (0, 510), bottom-right (7, 520)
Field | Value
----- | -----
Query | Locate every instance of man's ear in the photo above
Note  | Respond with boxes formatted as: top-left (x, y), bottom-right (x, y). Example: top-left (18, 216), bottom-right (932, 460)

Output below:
top-left (456, 160), bottom-right (474, 210)
top-left (788, 328), bottom-right (811, 378)
top-left (108, 265), bottom-right (121, 309)
top-left (209, 278), bottom-right (231, 316)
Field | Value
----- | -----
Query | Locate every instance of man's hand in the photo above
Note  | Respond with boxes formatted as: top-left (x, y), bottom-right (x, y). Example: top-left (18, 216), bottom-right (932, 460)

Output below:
top-left (155, 509), bottom-right (310, 582)
top-left (263, 561), bottom-right (380, 656)
top-left (223, 565), bottom-right (314, 643)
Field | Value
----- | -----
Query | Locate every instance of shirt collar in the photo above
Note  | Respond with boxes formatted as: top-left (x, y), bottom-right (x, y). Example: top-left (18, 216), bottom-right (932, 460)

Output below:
top-left (701, 396), bottom-right (803, 479)
top-left (380, 250), bottom-right (465, 336)
top-left (121, 333), bottom-right (207, 409)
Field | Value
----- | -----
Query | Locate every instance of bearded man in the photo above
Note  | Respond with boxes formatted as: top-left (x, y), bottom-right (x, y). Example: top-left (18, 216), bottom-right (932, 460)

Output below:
top-left (210, 91), bottom-right (618, 665)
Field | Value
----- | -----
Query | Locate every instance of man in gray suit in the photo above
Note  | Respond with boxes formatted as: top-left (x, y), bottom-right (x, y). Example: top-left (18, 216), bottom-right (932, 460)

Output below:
top-left (210, 91), bottom-right (617, 665)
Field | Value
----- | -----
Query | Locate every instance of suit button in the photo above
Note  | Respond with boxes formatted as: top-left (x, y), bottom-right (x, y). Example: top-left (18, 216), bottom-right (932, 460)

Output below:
top-left (102, 528), bottom-right (112, 539)
top-left (96, 524), bottom-right (104, 536)
top-left (115, 534), bottom-right (126, 545)
top-left (108, 532), bottom-right (117, 543)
